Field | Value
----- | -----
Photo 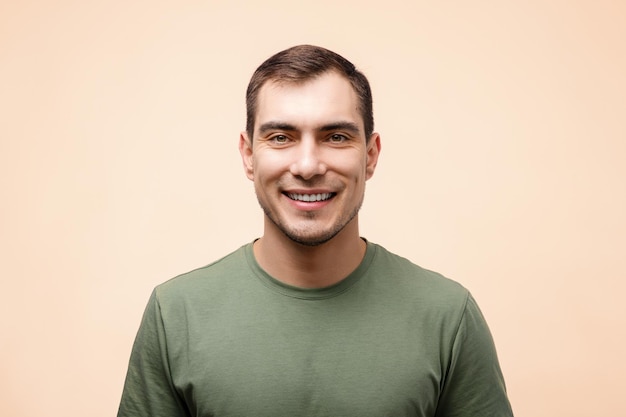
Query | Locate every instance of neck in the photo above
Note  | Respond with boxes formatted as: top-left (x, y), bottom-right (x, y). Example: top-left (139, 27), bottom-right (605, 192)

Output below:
top-left (253, 219), bottom-right (366, 288)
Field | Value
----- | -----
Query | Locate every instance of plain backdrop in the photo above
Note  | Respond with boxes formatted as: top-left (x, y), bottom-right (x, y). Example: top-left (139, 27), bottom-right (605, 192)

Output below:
top-left (1, 1), bottom-right (625, 416)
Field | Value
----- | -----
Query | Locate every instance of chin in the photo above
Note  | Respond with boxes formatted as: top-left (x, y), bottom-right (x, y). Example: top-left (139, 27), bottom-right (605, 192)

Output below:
top-left (284, 233), bottom-right (336, 247)
top-left (280, 222), bottom-right (349, 247)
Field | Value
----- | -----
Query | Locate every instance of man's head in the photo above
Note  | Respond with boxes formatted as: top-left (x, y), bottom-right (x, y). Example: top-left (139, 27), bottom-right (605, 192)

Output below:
top-left (246, 45), bottom-right (374, 141)
top-left (239, 46), bottom-right (381, 247)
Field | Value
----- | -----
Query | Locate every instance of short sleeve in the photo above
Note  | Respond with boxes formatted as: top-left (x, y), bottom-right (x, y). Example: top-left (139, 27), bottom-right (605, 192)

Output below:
top-left (117, 290), bottom-right (190, 417)
top-left (435, 294), bottom-right (514, 417)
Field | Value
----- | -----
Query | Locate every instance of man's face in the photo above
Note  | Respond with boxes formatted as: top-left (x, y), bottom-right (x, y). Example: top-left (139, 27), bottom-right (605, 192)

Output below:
top-left (240, 71), bottom-right (380, 246)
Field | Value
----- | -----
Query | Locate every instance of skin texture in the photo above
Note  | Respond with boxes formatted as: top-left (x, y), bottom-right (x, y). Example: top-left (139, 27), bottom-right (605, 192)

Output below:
top-left (239, 71), bottom-right (381, 288)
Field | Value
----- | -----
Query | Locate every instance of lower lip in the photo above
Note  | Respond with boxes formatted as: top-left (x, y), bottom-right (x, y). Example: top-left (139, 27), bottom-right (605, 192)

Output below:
top-left (284, 195), bottom-right (334, 211)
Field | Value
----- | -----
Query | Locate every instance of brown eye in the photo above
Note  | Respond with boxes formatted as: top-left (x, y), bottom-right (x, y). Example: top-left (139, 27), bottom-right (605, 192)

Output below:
top-left (329, 134), bottom-right (347, 143)
top-left (271, 135), bottom-right (289, 144)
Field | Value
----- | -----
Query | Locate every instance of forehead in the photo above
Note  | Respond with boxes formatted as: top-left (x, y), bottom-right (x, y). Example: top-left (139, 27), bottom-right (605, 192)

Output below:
top-left (254, 71), bottom-right (363, 133)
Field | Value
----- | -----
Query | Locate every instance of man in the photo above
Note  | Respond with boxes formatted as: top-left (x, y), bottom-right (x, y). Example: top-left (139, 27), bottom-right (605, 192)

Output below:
top-left (118, 45), bottom-right (513, 416)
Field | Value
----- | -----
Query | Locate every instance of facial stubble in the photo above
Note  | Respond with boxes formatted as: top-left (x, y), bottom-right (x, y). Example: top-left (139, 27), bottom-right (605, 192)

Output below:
top-left (255, 187), bottom-right (365, 247)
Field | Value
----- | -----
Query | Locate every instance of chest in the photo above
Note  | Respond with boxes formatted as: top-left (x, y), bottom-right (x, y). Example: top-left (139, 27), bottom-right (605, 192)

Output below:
top-left (168, 298), bottom-right (446, 417)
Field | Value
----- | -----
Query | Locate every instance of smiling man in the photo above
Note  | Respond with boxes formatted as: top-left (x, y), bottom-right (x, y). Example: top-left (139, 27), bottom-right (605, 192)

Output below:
top-left (240, 67), bottom-right (380, 288)
top-left (118, 45), bottom-right (513, 417)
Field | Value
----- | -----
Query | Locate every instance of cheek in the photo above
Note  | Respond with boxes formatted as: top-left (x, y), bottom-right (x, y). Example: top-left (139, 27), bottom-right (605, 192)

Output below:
top-left (326, 150), bottom-right (367, 172)
top-left (253, 162), bottom-right (292, 193)
top-left (268, 152), bottom-right (292, 166)
top-left (253, 152), bottom-right (287, 177)
top-left (336, 159), bottom-right (368, 181)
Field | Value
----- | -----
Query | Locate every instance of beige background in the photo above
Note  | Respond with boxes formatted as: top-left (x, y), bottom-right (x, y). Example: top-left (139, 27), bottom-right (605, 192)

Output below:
top-left (1, 1), bottom-right (625, 416)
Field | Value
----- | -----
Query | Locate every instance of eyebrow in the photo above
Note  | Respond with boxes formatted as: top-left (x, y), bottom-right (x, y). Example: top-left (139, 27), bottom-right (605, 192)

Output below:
top-left (258, 122), bottom-right (297, 136)
top-left (318, 121), bottom-right (361, 135)
top-left (257, 121), bottom-right (361, 136)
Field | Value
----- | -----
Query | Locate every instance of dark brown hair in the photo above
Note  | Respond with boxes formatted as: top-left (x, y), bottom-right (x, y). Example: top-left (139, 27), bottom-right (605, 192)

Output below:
top-left (245, 45), bottom-right (374, 141)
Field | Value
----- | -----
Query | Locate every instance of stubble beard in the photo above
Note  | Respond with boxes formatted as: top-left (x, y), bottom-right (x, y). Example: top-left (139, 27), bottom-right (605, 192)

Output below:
top-left (256, 192), bottom-right (364, 247)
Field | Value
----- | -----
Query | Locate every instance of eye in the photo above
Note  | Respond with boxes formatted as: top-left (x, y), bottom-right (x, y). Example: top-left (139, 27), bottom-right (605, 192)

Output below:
top-left (270, 134), bottom-right (289, 144)
top-left (329, 133), bottom-right (348, 143)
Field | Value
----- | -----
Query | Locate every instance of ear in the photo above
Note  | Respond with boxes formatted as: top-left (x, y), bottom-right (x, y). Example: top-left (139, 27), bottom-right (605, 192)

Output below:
top-left (239, 132), bottom-right (255, 181)
top-left (365, 133), bottom-right (381, 180)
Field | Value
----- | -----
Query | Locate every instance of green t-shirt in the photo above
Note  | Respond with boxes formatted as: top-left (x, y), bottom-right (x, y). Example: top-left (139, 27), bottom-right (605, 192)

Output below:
top-left (118, 241), bottom-right (513, 416)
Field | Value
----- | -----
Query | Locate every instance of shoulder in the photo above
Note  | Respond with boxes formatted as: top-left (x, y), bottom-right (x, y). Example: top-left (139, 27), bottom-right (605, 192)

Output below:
top-left (367, 242), bottom-right (470, 307)
top-left (153, 243), bottom-right (253, 306)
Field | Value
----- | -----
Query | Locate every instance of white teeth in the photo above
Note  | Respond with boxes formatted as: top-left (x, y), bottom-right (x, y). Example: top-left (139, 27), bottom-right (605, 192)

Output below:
top-left (288, 193), bottom-right (333, 202)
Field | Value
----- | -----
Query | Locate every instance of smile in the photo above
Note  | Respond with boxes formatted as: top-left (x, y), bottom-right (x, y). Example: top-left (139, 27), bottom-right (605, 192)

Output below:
top-left (286, 192), bottom-right (335, 202)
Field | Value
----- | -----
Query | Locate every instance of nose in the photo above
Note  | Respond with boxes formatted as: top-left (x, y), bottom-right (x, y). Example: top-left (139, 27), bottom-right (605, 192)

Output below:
top-left (289, 139), bottom-right (327, 180)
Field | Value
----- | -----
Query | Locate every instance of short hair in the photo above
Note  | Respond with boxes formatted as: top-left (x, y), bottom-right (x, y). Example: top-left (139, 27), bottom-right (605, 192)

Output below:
top-left (245, 45), bottom-right (374, 141)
